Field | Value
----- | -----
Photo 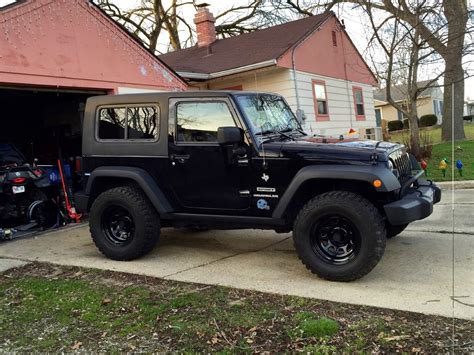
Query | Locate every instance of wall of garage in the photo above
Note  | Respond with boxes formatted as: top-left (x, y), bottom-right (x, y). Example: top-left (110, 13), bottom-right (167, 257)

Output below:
top-left (0, 0), bottom-right (187, 93)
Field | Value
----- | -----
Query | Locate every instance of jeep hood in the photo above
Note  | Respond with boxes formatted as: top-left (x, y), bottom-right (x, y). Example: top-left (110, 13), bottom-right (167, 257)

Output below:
top-left (262, 138), bottom-right (402, 162)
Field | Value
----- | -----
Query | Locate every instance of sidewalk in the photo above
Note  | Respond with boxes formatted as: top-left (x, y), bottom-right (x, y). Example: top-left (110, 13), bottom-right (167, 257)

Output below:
top-left (436, 180), bottom-right (474, 189)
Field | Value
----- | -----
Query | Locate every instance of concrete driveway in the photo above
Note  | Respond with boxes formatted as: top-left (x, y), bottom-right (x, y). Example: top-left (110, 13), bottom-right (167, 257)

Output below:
top-left (1, 189), bottom-right (472, 320)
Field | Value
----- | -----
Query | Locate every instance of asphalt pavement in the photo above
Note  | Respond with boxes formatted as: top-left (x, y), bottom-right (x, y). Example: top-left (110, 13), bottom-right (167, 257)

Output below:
top-left (0, 189), bottom-right (472, 320)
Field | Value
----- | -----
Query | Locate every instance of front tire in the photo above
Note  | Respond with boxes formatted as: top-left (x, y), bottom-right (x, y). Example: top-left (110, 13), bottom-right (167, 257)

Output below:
top-left (293, 191), bottom-right (386, 282)
top-left (90, 186), bottom-right (160, 260)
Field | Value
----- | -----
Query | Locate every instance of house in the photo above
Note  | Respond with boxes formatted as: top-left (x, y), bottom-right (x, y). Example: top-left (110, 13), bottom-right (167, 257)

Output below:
top-left (373, 80), bottom-right (444, 125)
top-left (159, 7), bottom-right (380, 139)
top-left (0, 0), bottom-right (186, 163)
top-left (464, 99), bottom-right (474, 117)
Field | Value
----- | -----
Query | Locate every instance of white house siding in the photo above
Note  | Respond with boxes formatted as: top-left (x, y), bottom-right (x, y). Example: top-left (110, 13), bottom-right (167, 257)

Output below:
top-left (289, 70), bottom-right (378, 139)
top-left (194, 67), bottom-right (378, 139)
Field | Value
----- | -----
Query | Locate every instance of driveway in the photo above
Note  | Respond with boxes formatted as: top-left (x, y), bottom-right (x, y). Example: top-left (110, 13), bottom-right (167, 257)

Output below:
top-left (1, 189), bottom-right (473, 320)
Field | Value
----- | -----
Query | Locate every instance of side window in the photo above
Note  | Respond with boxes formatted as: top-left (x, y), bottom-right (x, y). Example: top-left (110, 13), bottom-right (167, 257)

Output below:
top-left (98, 107), bottom-right (126, 139)
top-left (176, 101), bottom-right (235, 143)
top-left (98, 105), bottom-right (159, 140)
top-left (127, 106), bottom-right (159, 139)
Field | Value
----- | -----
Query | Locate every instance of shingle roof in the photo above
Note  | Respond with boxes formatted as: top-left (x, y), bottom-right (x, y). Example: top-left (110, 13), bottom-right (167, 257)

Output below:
top-left (158, 12), bottom-right (332, 74)
top-left (373, 80), bottom-right (440, 102)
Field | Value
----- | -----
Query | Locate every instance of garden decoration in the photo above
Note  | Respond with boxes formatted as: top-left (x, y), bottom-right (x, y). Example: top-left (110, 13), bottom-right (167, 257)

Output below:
top-left (420, 159), bottom-right (428, 176)
top-left (439, 158), bottom-right (448, 177)
top-left (456, 160), bottom-right (463, 176)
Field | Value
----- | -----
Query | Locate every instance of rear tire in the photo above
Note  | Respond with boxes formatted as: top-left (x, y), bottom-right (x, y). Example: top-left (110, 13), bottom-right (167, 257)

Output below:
top-left (293, 191), bottom-right (386, 282)
top-left (386, 223), bottom-right (408, 239)
top-left (90, 186), bottom-right (160, 260)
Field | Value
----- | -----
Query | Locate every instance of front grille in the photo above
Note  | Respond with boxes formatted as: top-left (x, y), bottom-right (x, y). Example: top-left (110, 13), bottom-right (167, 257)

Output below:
top-left (390, 149), bottom-right (412, 184)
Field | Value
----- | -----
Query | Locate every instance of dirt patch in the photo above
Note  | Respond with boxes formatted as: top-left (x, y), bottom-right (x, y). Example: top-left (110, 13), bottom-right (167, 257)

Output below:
top-left (0, 262), bottom-right (472, 352)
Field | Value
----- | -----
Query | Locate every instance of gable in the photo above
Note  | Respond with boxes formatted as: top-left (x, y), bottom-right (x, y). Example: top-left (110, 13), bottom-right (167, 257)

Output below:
top-left (278, 16), bottom-right (377, 86)
top-left (0, 0), bottom-right (186, 91)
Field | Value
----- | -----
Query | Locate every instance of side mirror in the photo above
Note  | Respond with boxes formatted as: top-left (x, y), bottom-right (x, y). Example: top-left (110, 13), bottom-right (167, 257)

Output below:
top-left (217, 127), bottom-right (243, 145)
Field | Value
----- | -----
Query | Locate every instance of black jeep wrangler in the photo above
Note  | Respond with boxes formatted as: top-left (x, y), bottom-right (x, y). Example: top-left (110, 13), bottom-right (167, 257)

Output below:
top-left (76, 91), bottom-right (441, 281)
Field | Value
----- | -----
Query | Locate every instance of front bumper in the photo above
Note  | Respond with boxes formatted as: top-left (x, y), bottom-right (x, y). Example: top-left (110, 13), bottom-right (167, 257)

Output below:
top-left (384, 179), bottom-right (441, 225)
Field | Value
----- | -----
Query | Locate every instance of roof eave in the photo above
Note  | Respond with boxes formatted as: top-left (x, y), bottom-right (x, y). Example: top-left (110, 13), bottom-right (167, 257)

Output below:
top-left (178, 59), bottom-right (278, 80)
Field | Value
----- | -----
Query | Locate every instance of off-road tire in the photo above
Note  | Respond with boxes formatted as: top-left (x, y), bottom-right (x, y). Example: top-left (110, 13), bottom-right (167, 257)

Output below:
top-left (386, 223), bottom-right (408, 239)
top-left (293, 191), bottom-right (386, 282)
top-left (90, 186), bottom-right (160, 260)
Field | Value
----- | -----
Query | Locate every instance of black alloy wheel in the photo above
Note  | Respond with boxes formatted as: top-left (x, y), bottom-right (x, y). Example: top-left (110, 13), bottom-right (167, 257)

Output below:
top-left (102, 205), bottom-right (135, 246)
top-left (311, 214), bottom-right (361, 264)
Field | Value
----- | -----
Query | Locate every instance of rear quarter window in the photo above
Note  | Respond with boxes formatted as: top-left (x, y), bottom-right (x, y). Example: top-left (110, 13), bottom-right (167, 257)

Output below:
top-left (97, 105), bottom-right (159, 141)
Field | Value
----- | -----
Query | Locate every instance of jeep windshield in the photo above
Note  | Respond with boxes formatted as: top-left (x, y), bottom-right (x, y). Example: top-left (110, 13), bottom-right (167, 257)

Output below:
top-left (235, 94), bottom-right (304, 141)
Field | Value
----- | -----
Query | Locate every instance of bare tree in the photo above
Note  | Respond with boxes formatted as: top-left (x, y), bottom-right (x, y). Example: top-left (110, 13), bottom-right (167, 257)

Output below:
top-left (95, 0), bottom-right (294, 52)
top-left (324, 0), bottom-right (471, 141)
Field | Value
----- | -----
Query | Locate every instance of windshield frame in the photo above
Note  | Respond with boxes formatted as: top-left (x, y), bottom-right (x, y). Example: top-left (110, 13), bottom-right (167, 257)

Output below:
top-left (233, 93), bottom-right (303, 143)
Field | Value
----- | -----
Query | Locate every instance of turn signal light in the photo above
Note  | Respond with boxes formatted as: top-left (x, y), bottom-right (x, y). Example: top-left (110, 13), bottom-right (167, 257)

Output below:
top-left (12, 177), bottom-right (26, 184)
top-left (373, 179), bottom-right (382, 188)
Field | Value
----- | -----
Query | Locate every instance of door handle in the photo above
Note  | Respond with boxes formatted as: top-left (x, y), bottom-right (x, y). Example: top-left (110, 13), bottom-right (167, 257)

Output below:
top-left (170, 154), bottom-right (190, 164)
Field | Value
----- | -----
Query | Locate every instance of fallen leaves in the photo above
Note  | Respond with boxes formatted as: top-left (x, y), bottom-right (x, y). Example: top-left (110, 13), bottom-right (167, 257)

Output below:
top-left (71, 341), bottom-right (82, 350)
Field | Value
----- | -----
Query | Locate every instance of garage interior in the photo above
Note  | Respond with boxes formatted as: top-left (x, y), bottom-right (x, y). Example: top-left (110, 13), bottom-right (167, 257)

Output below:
top-left (0, 86), bottom-right (105, 165)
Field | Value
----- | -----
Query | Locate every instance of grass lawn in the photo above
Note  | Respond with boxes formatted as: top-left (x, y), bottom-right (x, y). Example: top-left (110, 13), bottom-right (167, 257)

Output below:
top-left (388, 122), bottom-right (474, 145)
top-left (424, 140), bottom-right (474, 181)
top-left (387, 123), bottom-right (474, 182)
top-left (0, 263), bottom-right (472, 352)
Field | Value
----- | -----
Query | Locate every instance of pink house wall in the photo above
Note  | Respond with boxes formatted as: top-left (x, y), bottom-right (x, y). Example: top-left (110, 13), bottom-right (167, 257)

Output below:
top-left (0, 0), bottom-right (187, 92)
top-left (278, 16), bottom-right (377, 87)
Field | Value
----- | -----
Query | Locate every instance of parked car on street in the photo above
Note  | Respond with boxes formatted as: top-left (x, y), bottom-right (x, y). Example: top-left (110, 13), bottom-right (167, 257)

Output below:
top-left (76, 91), bottom-right (441, 281)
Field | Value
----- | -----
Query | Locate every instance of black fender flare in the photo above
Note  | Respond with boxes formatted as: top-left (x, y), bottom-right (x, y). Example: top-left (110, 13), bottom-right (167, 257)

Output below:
top-left (86, 166), bottom-right (173, 215)
top-left (272, 164), bottom-right (400, 219)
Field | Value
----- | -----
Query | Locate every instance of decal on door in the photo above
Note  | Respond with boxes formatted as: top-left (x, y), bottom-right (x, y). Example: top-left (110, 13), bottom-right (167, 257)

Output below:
top-left (257, 199), bottom-right (270, 210)
top-left (261, 173), bottom-right (270, 182)
top-left (256, 187), bottom-right (276, 192)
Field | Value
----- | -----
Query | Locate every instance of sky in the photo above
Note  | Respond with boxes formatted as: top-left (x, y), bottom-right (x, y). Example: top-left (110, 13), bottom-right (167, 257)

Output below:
top-left (111, 0), bottom-right (473, 100)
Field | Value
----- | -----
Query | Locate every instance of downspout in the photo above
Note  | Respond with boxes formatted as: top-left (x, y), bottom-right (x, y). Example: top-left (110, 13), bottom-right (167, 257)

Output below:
top-left (339, 21), bottom-right (354, 130)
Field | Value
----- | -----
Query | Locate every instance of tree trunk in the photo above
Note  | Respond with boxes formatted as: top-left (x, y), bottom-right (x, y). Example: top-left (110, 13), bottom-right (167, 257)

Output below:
top-left (442, 53), bottom-right (466, 141)
top-left (409, 103), bottom-right (420, 159)
top-left (441, 0), bottom-right (467, 141)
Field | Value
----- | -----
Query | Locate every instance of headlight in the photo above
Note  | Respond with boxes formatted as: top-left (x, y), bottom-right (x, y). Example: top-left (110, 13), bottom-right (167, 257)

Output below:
top-left (387, 159), bottom-right (399, 178)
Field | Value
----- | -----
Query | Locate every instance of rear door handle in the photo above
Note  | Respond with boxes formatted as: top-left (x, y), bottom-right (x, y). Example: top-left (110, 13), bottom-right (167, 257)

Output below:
top-left (170, 154), bottom-right (190, 164)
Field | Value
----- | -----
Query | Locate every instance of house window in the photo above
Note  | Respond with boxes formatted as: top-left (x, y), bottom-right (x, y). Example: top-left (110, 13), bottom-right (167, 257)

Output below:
top-left (98, 105), bottom-right (159, 140)
top-left (176, 101), bottom-right (235, 143)
top-left (352, 87), bottom-right (365, 120)
top-left (312, 80), bottom-right (329, 121)
top-left (331, 31), bottom-right (337, 47)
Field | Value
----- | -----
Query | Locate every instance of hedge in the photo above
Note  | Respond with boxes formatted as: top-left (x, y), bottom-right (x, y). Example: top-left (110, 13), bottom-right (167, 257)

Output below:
top-left (420, 114), bottom-right (438, 127)
top-left (388, 120), bottom-right (404, 131)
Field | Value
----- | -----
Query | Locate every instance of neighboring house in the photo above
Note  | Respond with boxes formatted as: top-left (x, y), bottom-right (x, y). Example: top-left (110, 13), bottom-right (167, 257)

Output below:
top-left (159, 7), bottom-right (380, 139)
top-left (373, 80), bottom-right (444, 125)
top-left (464, 99), bottom-right (474, 116)
top-left (0, 0), bottom-right (186, 162)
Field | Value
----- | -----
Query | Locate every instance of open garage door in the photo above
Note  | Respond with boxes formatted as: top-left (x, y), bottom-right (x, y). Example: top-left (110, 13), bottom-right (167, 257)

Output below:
top-left (0, 86), bottom-right (106, 165)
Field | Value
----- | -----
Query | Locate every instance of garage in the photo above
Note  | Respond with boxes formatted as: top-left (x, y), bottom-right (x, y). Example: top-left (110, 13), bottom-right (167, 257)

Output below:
top-left (0, 87), bottom-right (105, 165)
top-left (0, 0), bottom-right (186, 232)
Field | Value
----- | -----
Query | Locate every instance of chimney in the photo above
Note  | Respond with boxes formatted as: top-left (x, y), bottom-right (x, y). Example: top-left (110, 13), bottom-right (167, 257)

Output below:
top-left (194, 4), bottom-right (216, 48)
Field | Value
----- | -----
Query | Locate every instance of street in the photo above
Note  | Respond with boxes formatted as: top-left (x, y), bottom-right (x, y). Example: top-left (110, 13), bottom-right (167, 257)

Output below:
top-left (0, 188), bottom-right (472, 320)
